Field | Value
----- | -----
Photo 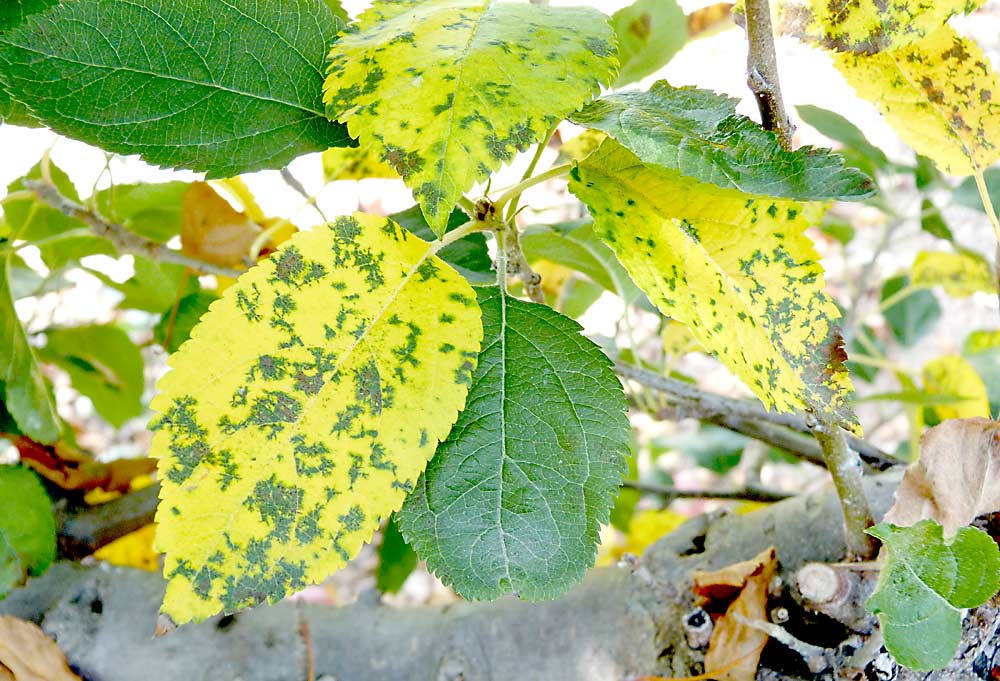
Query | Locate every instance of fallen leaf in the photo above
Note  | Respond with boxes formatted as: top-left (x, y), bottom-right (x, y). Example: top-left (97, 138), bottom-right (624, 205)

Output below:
top-left (884, 417), bottom-right (1000, 535)
top-left (597, 508), bottom-right (688, 566)
top-left (10, 436), bottom-right (156, 493)
top-left (181, 182), bottom-right (263, 268)
top-left (692, 547), bottom-right (778, 681)
top-left (93, 523), bottom-right (159, 571)
top-left (0, 615), bottom-right (81, 681)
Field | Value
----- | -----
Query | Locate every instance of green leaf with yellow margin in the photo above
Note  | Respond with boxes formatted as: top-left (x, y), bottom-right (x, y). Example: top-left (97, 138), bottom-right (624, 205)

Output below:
top-left (570, 139), bottom-right (855, 427)
top-left (922, 355), bottom-right (990, 420)
top-left (833, 25), bottom-right (1000, 175)
top-left (323, 0), bottom-right (617, 235)
top-left (911, 250), bottom-right (997, 298)
top-left (150, 213), bottom-right (483, 623)
top-left (773, 0), bottom-right (982, 54)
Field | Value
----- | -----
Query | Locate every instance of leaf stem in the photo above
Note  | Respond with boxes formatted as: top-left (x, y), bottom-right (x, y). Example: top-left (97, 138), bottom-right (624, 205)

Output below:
top-left (493, 163), bottom-right (572, 212)
top-left (877, 282), bottom-right (929, 312)
top-left (974, 170), bottom-right (1000, 244)
top-left (622, 480), bottom-right (792, 503)
top-left (743, 0), bottom-right (794, 149)
top-left (0, 189), bottom-right (37, 205)
top-left (505, 124), bottom-right (558, 223)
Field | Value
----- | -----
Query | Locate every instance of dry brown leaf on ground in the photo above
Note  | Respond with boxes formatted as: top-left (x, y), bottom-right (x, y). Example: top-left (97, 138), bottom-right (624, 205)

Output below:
top-left (181, 181), bottom-right (263, 268)
top-left (884, 417), bottom-right (1000, 535)
top-left (692, 547), bottom-right (778, 681)
top-left (0, 615), bottom-right (81, 681)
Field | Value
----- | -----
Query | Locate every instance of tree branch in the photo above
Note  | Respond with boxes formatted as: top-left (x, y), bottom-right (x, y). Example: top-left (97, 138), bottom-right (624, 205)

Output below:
top-left (622, 480), bottom-right (792, 503)
top-left (56, 484), bottom-right (159, 560)
top-left (743, 0), bottom-right (794, 149)
top-left (24, 180), bottom-right (244, 279)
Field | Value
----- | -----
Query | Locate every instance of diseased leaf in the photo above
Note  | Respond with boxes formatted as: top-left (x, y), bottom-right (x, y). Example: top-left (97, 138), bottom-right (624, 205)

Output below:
top-left (39, 325), bottom-right (144, 428)
top-left (0, 615), bottom-right (81, 681)
top-left (867, 521), bottom-right (1000, 671)
top-left (912, 251), bottom-right (996, 298)
top-left (322, 145), bottom-right (399, 183)
top-left (922, 355), bottom-right (991, 420)
top-left (0, 465), bottom-right (55, 598)
top-left (375, 516), bottom-right (417, 594)
top-left (571, 82), bottom-right (875, 201)
top-left (773, 0), bottom-right (982, 54)
top-left (884, 418), bottom-right (1000, 535)
top-left (94, 182), bottom-right (190, 244)
top-left (151, 214), bottom-right (483, 623)
top-left (834, 26), bottom-right (1000, 175)
top-left (399, 287), bottom-right (629, 600)
top-left (612, 0), bottom-right (686, 87)
top-left (0, 255), bottom-right (59, 444)
top-left (153, 291), bottom-right (219, 354)
top-left (881, 275), bottom-right (940, 347)
top-left (323, 0), bottom-right (617, 234)
top-left (0, 0), bottom-right (352, 177)
top-left (570, 140), bottom-right (855, 427)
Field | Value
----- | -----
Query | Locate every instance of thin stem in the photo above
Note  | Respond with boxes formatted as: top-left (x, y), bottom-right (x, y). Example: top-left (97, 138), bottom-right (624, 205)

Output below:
top-left (505, 124), bottom-right (558, 223)
top-left (623, 480), bottom-right (792, 503)
top-left (975, 170), bottom-right (1000, 243)
top-left (430, 217), bottom-right (488, 254)
top-left (743, 0), bottom-right (794, 149)
top-left (280, 167), bottom-right (330, 224)
top-left (0, 189), bottom-right (36, 205)
top-left (877, 282), bottom-right (928, 312)
top-left (493, 163), bottom-right (572, 211)
top-left (807, 416), bottom-right (877, 560)
top-left (457, 195), bottom-right (477, 216)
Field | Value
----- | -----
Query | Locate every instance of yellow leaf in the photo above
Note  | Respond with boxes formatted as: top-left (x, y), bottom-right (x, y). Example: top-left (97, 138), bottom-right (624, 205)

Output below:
top-left (570, 140), bottom-right (855, 428)
top-left (923, 354), bottom-right (990, 419)
top-left (93, 524), bottom-right (159, 572)
top-left (661, 320), bottom-right (702, 358)
top-left (774, 0), bottom-right (983, 54)
top-left (322, 145), bottom-right (399, 182)
top-left (834, 25), bottom-right (1000, 175)
top-left (556, 130), bottom-right (606, 164)
top-left (151, 214), bottom-right (483, 623)
top-left (911, 250), bottom-right (996, 297)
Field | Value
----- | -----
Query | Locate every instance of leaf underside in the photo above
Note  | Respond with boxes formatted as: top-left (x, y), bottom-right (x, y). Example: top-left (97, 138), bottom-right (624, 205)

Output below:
top-left (570, 139), bottom-right (855, 426)
top-left (0, 0), bottom-right (352, 177)
top-left (151, 214), bottom-right (483, 623)
top-left (323, 0), bottom-right (617, 234)
top-left (399, 287), bottom-right (629, 600)
top-left (571, 81), bottom-right (875, 201)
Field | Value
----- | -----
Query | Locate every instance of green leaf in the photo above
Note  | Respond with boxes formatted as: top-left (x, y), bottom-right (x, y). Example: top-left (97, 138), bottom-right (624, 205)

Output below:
top-left (39, 324), bottom-right (145, 428)
top-left (881, 275), bottom-right (941, 346)
top-left (399, 287), bottom-right (629, 600)
top-left (323, 0), bottom-right (617, 234)
top-left (609, 437), bottom-right (640, 533)
top-left (819, 218), bottom-right (856, 246)
top-left (0, 0), bottom-right (56, 128)
top-left (153, 291), bottom-right (219, 354)
top-left (846, 325), bottom-right (882, 383)
top-left (571, 82), bottom-right (875, 201)
top-left (389, 205), bottom-right (492, 283)
top-left (0, 0), bottom-right (352, 177)
top-left (911, 251), bottom-right (996, 298)
top-left (4, 160), bottom-right (84, 241)
top-left (651, 425), bottom-right (748, 474)
top-left (570, 139), bottom-right (856, 427)
top-left (94, 182), bottom-right (190, 244)
top-left (919, 199), bottom-right (953, 241)
top-left (867, 521), bottom-right (1000, 671)
top-left (611, 0), bottom-right (686, 87)
top-left (796, 104), bottom-right (890, 178)
top-left (151, 213), bottom-right (483, 623)
top-left (375, 516), bottom-right (417, 594)
top-left (0, 465), bottom-right (55, 598)
top-left (955, 168), bottom-right (1000, 215)
top-left (0, 254), bottom-right (60, 443)
top-left (98, 257), bottom-right (196, 314)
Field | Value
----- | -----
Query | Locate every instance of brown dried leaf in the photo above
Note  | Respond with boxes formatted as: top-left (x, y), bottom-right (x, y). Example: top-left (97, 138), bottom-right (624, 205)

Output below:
top-left (0, 615), bottom-right (81, 681)
top-left (12, 436), bottom-right (155, 493)
top-left (884, 417), bottom-right (1000, 535)
top-left (692, 547), bottom-right (777, 681)
top-left (181, 182), bottom-right (262, 268)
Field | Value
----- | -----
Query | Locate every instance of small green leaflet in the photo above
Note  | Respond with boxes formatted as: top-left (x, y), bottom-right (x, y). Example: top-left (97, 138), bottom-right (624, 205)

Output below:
top-left (375, 516), bottom-right (417, 594)
top-left (867, 521), bottom-right (1000, 671)
top-left (151, 213), bottom-right (483, 623)
top-left (153, 292), bottom-right (219, 353)
top-left (0, 254), bottom-right (60, 444)
top-left (323, 0), bottom-right (617, 235)
top-left (0, 0), bottom-right (352, 177)
top-left (399, 287), bottom-right (629, 600)
top-left (611, 0), bottom-right (686, 87)
top-left (881, 275), bottom-right (941, 347)
top-left (39, 325), bottom-right (145, 428)
top-left (570, 140), bottom-right (856, 427)
top-left (571, 82), bottom-right (875, 202)
top-left (94, 182), bottom-right (191, 244)
top-left (0, 465), bottom-right (56, 598)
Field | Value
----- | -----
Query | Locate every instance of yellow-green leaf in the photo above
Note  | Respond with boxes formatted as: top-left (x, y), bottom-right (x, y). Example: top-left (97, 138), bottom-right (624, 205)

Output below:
top-left (923, 355), bottom-right (990, 420)
top-left (323, 0), bottom-right (617, 234)
top-left (834, 25), bottom-right (1000, 175)
top-left (150, 214), bottom-right (483, 623)
top-left (773, 0), bottom-right (983, 54)
top-left (570, 139), bottom-right (854, 426)
top-left (911, 250), bottom-right (997, 297)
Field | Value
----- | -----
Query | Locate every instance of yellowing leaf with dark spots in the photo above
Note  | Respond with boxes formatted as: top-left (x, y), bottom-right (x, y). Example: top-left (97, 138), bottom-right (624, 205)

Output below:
top-left (570, 140), bottom-right (855, 428)
top-left (323, 0), bottom-right (617, 235)
top-left (773, 0), bottom-right (982, 54)
top-left (834, 25), bottom-right (1000, 175)
top-left (150, 214), bottom-right (483, 623)
top-left (322, 145), bottom-right (399, 183)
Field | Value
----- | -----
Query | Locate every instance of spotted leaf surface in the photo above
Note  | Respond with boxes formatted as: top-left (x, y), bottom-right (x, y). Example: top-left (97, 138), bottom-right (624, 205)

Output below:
top-left (773, 0), bottom-right (982, 54)
top-left (323, 0), bottom-right (617, 235)
top-left (571, 82), bottom-right (875, 201)
top-left (570, 140), bottom-right (854, 426)
top-left (399, 287), bottom-right (629, 600)
top-left (151, 214), bottom-right (483, 623)
top-left (834, 26), bottom-right (1000, 175)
